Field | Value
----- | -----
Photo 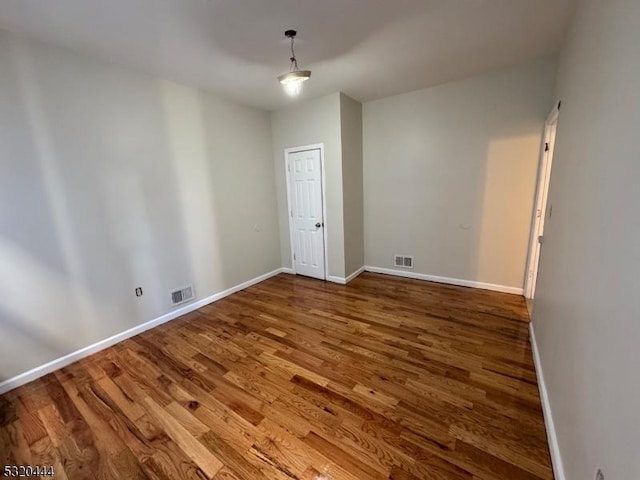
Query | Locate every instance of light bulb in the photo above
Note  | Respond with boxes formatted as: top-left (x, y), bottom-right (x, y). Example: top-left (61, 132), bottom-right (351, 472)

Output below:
top-left (284, 79), bottom-right (304, 96)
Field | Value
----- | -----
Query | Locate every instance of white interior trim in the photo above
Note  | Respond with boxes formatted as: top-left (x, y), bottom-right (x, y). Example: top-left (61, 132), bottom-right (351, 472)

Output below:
top-left (524, 101), bottom-right (561, 300)
top-left (326, 275), bottom-right (345, 284)
top-left (345, 266), bottom-right (365, 283)
top-left (284, 144), bottom-right (329, 280)
top-left (529, 322), bottom-right (566, 480)
top-left (327, 266), bottom-right (365, 285)
top-left (0, 267), bottom-right (286, 395)
top-left (364, 266), bottom-right (524, 295)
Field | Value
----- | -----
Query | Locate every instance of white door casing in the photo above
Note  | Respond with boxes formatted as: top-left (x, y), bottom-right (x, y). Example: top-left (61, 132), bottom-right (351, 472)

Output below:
top-left (525, 105), bottom-right (559, 300)
top-left (286, 147), bottom-right (326, 280)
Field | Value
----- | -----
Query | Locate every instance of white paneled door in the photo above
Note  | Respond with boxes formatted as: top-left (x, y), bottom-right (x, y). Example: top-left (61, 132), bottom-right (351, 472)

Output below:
top-left (288, 148), bottom-right (326, 280)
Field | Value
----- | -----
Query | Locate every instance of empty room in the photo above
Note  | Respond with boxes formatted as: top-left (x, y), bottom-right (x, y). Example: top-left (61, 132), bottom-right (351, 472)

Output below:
top-left (1, 1), bottom-right (638, 479)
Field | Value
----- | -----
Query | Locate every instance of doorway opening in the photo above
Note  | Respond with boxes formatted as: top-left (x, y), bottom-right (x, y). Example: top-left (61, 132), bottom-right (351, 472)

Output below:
top-left (524, 103), bottom-right (560, 313)
top-left (285, 144), bottom-right (328, 280)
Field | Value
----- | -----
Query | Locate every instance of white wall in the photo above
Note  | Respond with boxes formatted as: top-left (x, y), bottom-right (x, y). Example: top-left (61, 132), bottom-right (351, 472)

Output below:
top-left (340, 93), bottom-right (364, 277)
top-left (363, 59), bottom-right (556, 290)
top-left (0, 31), bottom-right (280, 382)
top-left (532, 0), bottom-right (640, 478)
top-left (271, 93), bottom-right (346, 277)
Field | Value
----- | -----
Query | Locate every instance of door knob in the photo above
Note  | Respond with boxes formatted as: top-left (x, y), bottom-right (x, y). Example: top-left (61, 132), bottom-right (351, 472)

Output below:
top-left (315, 222), bottom-right (322, 228)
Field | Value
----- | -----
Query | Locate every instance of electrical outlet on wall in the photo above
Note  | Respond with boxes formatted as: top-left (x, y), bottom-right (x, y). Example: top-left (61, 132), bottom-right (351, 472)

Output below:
top-left (595, 469), bottom-right (604, 480)
top-left (135, 287), bottom-right (143, 297)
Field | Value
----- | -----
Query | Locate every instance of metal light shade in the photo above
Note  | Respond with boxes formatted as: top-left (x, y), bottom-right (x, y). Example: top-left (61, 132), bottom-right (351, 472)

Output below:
top-left (278, 70), bottom-right (312, 84)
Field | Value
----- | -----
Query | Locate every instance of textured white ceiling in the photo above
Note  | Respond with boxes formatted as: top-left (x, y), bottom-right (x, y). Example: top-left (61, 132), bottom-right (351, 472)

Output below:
top-left (0, 0), bottom-right (577, 110)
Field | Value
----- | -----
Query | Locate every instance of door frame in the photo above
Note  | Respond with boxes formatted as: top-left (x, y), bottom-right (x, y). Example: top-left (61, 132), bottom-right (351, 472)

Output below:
top-left (524, 104), bottom-right (560, 299)
top-left (284, 143), bottom-right (328, 280)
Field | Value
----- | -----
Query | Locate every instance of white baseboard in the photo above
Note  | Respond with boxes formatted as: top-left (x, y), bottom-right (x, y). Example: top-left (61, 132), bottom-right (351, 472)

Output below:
top-left (281, 266), bottom-right (363, 285)
top-left (363, 266), bottom-right (524, 295)
top-left (326, 275), bottom-right (345, 284)
top-left (529, 323), bottom-right (565, 480)
top-left (327, 266), bottom-right (365, 285)
top-left (0, 268), bottom-right (286, 395)
top-left (345, 266), bottom-right (365, 284)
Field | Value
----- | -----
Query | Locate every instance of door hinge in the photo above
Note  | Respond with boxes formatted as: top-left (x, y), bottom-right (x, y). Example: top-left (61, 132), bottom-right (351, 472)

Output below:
top-left (293, 252), bottom-right (296, 261)
top-left (290, 209), bottom-right (293, 217)
top-left (544, 142), bottom-right (550, 152)
top-left (287, 163), bottom-right (291, 172)
top-left (538, 235), bottom-right (544, 244)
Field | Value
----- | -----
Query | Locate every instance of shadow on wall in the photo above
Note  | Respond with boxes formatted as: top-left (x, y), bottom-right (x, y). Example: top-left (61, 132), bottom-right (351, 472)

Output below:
top-left (159, 81), bottom-right (226, 302)
top-left (0, 36), bottom-right (257, 382)
top-left (204, 0), bottom-right (427, 65)
top-left (0, 241), bottom-right (95, 353)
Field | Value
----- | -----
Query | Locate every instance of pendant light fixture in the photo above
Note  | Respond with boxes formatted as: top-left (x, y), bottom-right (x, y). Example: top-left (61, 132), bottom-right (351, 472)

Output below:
top-left (278, 30), bottom-right (311, 97)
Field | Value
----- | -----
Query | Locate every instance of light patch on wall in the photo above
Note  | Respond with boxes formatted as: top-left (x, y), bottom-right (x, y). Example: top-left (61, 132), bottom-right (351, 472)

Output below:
top-left (0, 239), bottom-right (114, 380)
top-left (159, 81), bottom-right (225, 296)
top-left (9, 36), bottom-right (98, 339)
top-left (475, 135), bottom-right (540, 287)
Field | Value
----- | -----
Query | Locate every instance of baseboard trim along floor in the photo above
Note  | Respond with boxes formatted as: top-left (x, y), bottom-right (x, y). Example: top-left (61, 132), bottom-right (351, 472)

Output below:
top-left (327, 266), bottom-right (366, 285)
top-left (529, 322), bottom-right (566, 480)
top-left (364, 265), bottom-right (524, 295)
top-left (0, 267), bottom-right (287, 395)
top-left (0, 265), bottom-right (524, 395)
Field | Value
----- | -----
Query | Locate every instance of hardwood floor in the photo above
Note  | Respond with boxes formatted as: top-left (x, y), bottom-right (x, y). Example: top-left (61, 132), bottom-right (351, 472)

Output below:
top-left (0, 272), bottom-right (553, 479)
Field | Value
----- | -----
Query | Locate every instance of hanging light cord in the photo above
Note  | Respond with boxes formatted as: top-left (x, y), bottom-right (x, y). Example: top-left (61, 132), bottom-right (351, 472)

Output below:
top-left (289, 36), bottom-right (299, 72)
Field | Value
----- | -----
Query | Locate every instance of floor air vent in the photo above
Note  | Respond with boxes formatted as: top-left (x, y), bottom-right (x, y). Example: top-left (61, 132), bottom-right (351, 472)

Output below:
top-left (394, 255), bottom-right (414, 269)
top-left (171, 284), bottom-right (194, 305)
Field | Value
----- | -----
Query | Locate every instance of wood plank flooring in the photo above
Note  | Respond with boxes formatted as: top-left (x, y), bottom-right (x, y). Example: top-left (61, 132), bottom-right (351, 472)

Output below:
top-left (0, 272), bottom-right (553, 479)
